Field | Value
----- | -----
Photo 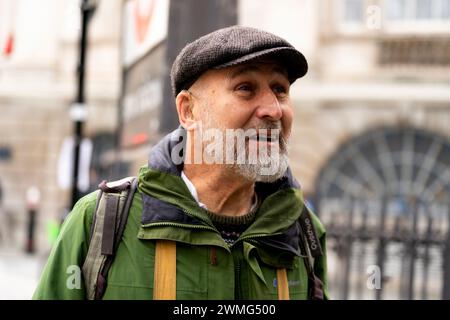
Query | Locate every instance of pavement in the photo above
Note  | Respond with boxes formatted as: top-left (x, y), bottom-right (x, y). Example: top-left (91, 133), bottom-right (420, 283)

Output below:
top-left (0, 247), bottom-right (48, 300)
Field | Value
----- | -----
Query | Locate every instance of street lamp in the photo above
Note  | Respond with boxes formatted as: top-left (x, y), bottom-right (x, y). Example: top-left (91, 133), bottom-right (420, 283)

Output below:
top-left (70, 0), bottom-right (98, 209)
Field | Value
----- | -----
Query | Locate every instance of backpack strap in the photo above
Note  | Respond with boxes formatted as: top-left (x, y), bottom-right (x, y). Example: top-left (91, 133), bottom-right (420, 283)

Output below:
top-left (298, 204), bottom-right (323, 258)
top-left (82, 176), bottom-right (138, 300)
top-left (276, 268), bottom-right (290, 300)
top-left (153, 240), bottom-right (177, 300)
top-left (298, 204), bottom-right (325, 300)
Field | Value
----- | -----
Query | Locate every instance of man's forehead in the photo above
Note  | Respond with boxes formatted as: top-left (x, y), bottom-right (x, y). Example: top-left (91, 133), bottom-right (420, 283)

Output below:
top-left (225, 60), bottom-right (289, 80)
top-left (191, 59), bottom-right (290, 90)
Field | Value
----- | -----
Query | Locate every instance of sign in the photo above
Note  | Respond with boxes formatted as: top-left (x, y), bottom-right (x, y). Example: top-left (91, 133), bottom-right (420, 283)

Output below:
top-left (0, 0), bottom-right (15, 57)
top-left (123, 0), bottom-right (169, 67)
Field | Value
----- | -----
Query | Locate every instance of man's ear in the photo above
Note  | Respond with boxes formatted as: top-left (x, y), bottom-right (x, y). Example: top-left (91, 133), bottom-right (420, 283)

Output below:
top-left (176, 90), bottom-right (197, 131)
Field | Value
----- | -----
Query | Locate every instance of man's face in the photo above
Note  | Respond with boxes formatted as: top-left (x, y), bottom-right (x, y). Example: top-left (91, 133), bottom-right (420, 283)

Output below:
top-left (187, 59), bottom-right (294, 182)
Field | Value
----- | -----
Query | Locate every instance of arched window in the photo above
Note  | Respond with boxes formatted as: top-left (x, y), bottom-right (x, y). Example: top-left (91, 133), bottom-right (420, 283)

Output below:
top-left (315, 127), bottom-right (450, 300)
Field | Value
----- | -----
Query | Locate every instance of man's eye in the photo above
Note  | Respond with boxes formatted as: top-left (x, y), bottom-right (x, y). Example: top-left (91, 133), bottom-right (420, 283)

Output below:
top-left (236, 83), bottom-right (254, 92)
top-left (273, 85), bottom-right (288, 95)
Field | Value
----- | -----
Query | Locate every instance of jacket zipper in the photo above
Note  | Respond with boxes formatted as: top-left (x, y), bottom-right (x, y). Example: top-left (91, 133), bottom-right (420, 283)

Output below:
top-left (142, 206), bottom-right (216, 231)
top-left (141, 208), bottom-right (232, 252)
top-left (142, 221), bottom-right (216, 231)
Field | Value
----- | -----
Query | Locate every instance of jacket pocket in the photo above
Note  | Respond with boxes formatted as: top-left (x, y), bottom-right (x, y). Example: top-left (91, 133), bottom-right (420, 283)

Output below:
top-left (251, 256), bottom-right (308, 300)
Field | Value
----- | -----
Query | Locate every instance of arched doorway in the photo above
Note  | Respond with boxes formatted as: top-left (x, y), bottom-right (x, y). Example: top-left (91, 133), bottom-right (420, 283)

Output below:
top-left (315, 127), bottom-right (450, 299)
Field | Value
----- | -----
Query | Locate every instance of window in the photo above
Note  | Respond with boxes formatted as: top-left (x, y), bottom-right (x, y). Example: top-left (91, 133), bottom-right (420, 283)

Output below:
top-left (387, 0), bottom-right (450, 21)
top-left (343, 0), bottom-right (364, 22)
top-left (338, 0), bottom-right (368, 34)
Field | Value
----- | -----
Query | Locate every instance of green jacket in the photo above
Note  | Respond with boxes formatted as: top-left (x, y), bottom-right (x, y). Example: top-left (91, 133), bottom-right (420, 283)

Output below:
top-left (33, 130), bottom-right (329, 300)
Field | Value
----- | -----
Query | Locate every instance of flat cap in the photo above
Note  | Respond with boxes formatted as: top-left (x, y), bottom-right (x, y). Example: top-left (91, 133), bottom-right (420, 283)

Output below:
top-left (170, 25), bottom-right (308, 97)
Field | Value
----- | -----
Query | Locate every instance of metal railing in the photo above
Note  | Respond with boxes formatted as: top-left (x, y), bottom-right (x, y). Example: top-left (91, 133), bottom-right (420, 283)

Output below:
top-left (319, 197), bottom-right (449, 299)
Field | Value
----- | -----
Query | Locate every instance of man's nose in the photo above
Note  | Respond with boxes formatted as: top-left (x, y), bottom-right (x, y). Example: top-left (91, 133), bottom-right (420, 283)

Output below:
top-left (254, 88), bottom-right (283, 121)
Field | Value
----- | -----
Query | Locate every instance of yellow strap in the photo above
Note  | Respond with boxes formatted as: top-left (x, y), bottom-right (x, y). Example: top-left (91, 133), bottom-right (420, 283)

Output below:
top-left (153, 240), bottom-right (177, 300)
top-left (277, 268), bottom-right (290, 300)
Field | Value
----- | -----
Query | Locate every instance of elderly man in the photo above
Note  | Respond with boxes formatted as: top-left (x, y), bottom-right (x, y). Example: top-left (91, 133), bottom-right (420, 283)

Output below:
top-left (33, 26), bottom-right (328, 300)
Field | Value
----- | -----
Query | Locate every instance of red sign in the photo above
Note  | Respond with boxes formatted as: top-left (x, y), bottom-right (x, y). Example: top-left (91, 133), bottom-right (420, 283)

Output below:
top-left (3, 33), bottom-right (13, 56)
top-left (122, 0), bottom-right (169, 67)
top-left (133, 0), bottom-right (156, 44)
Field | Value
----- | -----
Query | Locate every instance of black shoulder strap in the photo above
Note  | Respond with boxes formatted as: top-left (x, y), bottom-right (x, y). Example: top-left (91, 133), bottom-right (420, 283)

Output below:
top-left (298, 204), bottom-right (325, 300)
top-left (298, 204), bottom-right (323, 258)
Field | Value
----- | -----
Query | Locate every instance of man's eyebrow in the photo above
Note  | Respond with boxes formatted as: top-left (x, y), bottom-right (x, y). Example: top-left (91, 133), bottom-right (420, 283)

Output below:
top-left (228, 65), bottom-right (260, 79)
top-left (228, 64), bottom-right (288, 80)
top-left (271, 65), bottom-right (289, 79)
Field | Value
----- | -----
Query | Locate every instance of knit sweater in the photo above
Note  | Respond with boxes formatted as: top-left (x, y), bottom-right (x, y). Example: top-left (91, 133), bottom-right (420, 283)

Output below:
top-left (206, 199), bottom-right (259, 246)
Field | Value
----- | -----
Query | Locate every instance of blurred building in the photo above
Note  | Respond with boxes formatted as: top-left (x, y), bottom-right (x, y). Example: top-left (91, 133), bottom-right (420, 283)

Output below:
top-left (0, 0), bottom-right (123, 252)
top-left (1, 0), bottom-right (449, 299)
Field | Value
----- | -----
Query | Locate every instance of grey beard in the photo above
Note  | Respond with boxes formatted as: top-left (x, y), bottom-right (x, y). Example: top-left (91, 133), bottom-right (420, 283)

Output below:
top-left (202, 136), bottom-right (290, 182)
top-left (234, 150), bottom-right (289, 183)
top-left (233, 133), bottom-right (290, 183)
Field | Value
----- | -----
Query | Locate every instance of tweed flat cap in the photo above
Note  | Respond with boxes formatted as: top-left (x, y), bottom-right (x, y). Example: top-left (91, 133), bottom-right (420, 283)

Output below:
top-left (170, 25), bottom-right (308, 97)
